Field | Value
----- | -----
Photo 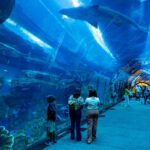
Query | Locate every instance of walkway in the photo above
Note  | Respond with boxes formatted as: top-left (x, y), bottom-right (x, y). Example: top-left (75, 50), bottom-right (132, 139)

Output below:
top-left (44, 101), bottom-right (150, 150)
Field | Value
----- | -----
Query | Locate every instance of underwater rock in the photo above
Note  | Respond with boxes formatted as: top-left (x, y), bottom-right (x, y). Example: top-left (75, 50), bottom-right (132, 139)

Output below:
top-left (0, 126), bottom-right (14, 150)
top-left (12, 129), bottom-right (30, 150)
top-left (13, 134), bottom-right (27, 150)
top-left (21, 117), bottom-right (46, 146)
top-left (0, 0), bottom-right (15, 24)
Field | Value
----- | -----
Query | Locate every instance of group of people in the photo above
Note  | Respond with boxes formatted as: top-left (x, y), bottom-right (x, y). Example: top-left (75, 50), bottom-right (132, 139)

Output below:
top-left (124, 85), bottom-right (150, 106)
top-left (135, 85), bottom-right (149, 105)
top-left (45, 89), bottom-right (101, 145)
top-left (68, 89), bottom-right (100, 144)
top-left (44, 85), bottom-right (150, 146)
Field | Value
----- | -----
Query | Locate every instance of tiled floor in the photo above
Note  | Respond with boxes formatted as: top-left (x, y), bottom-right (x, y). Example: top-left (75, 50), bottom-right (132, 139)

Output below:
top-left (44, 101), bottom-right (150, 150)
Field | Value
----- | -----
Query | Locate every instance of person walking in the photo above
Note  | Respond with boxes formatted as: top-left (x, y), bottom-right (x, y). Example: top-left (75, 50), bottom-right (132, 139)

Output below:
top-left (128, 88), bottom-right (133, 101)
top-left (135, 85), bottom-right (141, 101)
top-left (85, 90), bottom-right (100, 144)
top-left (124, 87), bottom-right (130, 107)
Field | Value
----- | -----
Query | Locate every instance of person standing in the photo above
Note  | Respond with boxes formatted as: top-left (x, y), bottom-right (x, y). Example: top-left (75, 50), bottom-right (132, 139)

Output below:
top-left (135, 85), bottom-right (141, 101)
top-left (85, 90), bottom-right (100, 144)
top-left (45, 95), bottom-right (57, 145)
top-left (143, 87), bottom-right (149, 105)
top-left (128, 88), bottom-right (133, 101)
top-left (68, 89), bottom-right (84, 141)
top-left (124, 87), bottom-right (130, 107)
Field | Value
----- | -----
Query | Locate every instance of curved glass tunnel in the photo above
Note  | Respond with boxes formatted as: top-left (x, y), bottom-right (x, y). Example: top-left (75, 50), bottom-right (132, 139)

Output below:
top-left (0, 0), bottom-right (150, 149)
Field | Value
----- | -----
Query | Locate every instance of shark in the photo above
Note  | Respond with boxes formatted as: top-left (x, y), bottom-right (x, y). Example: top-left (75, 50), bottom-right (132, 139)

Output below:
top-left (59, 5), bottom-right (148, 33)
top-left (0, 0), bottom-right (15, 24)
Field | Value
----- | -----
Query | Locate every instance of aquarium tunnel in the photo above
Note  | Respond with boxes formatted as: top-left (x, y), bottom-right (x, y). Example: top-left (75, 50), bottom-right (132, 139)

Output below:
top-left (0, 0), bottom-right (150, 150)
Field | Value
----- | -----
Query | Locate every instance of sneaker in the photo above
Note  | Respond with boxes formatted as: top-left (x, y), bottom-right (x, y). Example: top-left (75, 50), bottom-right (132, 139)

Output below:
top-left (87, 139), bottom-right (92, 144)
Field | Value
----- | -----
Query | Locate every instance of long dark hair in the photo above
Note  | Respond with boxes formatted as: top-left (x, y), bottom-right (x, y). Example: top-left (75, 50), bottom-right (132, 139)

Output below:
top-left (88, 90), bottom-right (97, 97)
top-left (73, 89), bottom-right (81, 99)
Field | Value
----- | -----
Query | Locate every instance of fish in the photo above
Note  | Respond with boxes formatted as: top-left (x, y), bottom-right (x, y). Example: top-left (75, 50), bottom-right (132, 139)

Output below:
top-left (0, 0), bottom-right (15, 24)
top-left (59, 5), bottom-right (148, 33)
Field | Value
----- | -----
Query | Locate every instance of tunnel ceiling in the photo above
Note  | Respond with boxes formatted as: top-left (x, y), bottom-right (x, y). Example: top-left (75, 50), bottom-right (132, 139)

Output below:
top-left (0, 0), bottom-right (150, 77)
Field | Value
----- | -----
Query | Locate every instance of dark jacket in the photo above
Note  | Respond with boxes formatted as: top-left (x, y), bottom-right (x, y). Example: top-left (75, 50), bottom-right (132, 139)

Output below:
top-left (47, 103), bottom-right (56, 121)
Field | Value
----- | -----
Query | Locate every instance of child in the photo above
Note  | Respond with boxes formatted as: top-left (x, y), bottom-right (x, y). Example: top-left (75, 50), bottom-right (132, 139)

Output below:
top-left (45, 95), bottom-right (57, 145)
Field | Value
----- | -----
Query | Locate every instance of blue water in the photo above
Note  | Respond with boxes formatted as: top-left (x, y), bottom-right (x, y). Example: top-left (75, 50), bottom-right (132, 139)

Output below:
top-left (0, 0), bottom-right (150, 149)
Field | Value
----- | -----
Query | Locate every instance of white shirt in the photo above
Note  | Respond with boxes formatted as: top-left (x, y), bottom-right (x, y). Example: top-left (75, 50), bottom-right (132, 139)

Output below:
top-left (135, 86), bottom-right (141, 93)
top-left (85, 97), bottom-right (100, 110)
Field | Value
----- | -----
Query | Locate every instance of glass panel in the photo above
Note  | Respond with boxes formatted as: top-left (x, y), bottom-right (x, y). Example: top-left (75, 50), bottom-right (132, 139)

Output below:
top-left (0, 0), bottom-right (149, 149)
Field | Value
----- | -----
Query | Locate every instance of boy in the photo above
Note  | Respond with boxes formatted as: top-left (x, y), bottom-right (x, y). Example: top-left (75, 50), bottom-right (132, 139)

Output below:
top-left (45, 95), bottom-right (57, 145)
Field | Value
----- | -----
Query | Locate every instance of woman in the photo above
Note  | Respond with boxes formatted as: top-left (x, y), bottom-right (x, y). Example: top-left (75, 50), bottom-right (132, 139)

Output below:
top-left (85, 90), bottom-right (100, 144)
top-left (68, 89), bottom-right (84, 141)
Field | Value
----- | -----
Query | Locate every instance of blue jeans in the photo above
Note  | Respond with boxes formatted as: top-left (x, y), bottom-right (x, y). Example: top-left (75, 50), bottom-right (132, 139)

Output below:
top-left (69, 109), bottom-right (82, 141)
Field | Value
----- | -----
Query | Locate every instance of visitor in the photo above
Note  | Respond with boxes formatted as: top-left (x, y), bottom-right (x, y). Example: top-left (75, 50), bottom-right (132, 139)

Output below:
top-left (135, 85), bottom-right (141, 101)
top-left (68, 89), bottom-right (84, 141)
top-left (45, 95), bottom-right (57, 145)
top-left (143, 87), bottom-right (149, 105)
top-left (85, 90), bottom-right (100, 144)
top-left (124, 87), bottom-right (130, 107)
